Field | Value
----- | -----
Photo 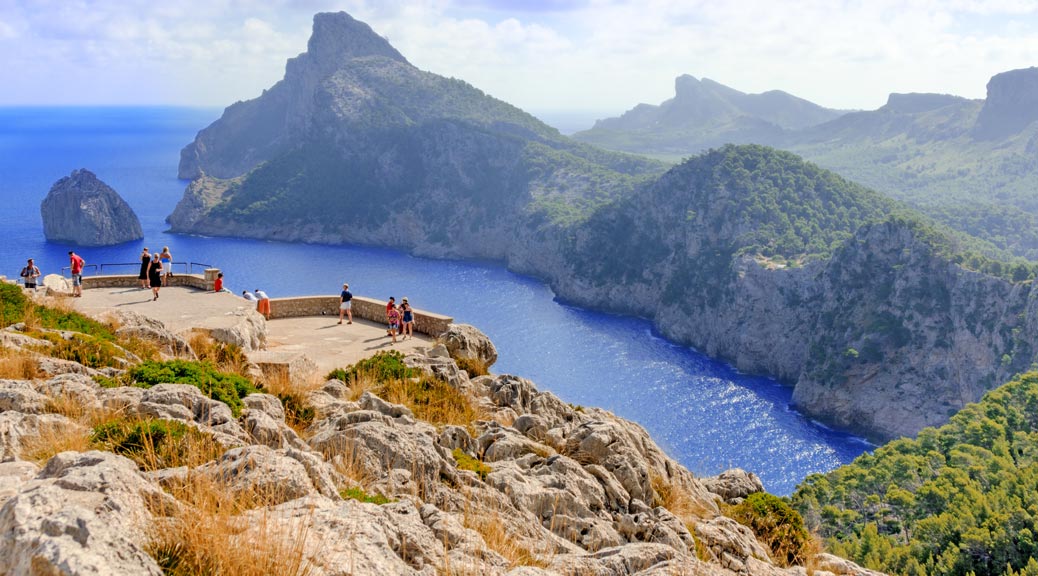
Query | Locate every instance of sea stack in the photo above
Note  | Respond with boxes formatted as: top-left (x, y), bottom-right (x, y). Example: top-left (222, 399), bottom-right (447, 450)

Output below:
top-left (40, 169), bottom-right (143, 246)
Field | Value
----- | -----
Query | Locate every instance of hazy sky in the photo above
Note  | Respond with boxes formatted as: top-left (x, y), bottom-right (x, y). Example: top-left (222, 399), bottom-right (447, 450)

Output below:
top-left (1, 0), bottom-right (1036, 114)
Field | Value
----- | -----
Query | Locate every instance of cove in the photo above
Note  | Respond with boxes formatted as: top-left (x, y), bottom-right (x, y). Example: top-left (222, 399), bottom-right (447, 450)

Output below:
top-left (0, 107), bottom-right (870, 495)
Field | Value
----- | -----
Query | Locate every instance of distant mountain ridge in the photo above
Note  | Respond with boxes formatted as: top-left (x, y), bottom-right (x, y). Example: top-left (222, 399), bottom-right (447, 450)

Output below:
top-left (579, 75), bottom-right (843, 155)
top-left (575, 67), bottom-right (1038, 259)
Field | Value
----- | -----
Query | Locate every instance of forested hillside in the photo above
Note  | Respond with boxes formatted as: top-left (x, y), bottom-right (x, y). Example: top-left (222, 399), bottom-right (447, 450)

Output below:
top-left (794, 372), bottom-right (1038, 576)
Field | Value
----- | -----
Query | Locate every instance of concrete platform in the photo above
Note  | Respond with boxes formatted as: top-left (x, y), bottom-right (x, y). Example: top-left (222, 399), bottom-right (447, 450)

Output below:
top-left (69, 285), bottom-right (433, 376)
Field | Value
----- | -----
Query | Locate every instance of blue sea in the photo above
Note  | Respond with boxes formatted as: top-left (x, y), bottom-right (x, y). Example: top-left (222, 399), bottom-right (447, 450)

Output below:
top-left (0, 107), bottom-right (870, 495)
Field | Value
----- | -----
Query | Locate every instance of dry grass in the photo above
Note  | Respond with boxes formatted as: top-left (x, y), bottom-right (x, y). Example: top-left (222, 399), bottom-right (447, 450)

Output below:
top-left (148, 473), bottom-right (316, 576)
top-left (19, 419), bottom-right (92, 463)
top-left (188, 331), bottom-right (252, 379)
top-left (461, 500), bottom-right (550, 570)
top-left (453, 356), bottom-right (489, 377)
top-left (91, 417), bottom-right (226, 471)
top-left (347, 371), bottom-right (487, 432)
top-left (650, 472), bottom-right (715, 521)
top-left (259, 371), bottom-right (321, 436)
top-left (0, 345), bottom-right (41, 379)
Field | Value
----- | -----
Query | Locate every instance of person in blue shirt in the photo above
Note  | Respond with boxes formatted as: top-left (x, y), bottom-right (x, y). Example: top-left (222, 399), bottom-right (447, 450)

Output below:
top-left (338, 283), bottom-right (353, 325)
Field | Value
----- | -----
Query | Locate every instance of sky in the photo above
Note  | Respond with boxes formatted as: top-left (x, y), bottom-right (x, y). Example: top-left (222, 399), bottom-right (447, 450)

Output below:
top-left (1, 0), bottom-right (1037, 116)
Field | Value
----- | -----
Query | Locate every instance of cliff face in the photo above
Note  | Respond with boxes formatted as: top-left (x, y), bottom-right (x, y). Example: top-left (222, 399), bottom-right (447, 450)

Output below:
top-left (40, 169), bottom-right (143, 246)
top-left (974, 66), bottom-right (1038, 140)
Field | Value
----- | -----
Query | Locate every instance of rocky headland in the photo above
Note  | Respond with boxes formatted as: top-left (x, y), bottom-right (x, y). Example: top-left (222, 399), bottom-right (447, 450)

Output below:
top-left (165, 11), bottom-right (1038, 444)
top-left (41, 168), bottom-right (143, 246)
top-left (0, 280), bottom-right (882, 575)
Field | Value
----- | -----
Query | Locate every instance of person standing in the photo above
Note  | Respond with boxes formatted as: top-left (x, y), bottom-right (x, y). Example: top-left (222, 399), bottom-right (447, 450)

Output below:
top-left (386, 303), bottom-right (400, 344)
top-left (255, 288), bottom-right (270, 319)
top-left (138, 248), bottom-right (150, 289)
top-left (68, 251), bottom-right (85, 297)
top-left (148, 253), bottom-right (163, 301)
top-left (20, 258), bottom-right (40, 291)
top-left (400, 297), bottom-right (414, 340)
top-left (159, 247), bottom-right (173, 286)
top-left (338, 283), bottom-right (353, 325)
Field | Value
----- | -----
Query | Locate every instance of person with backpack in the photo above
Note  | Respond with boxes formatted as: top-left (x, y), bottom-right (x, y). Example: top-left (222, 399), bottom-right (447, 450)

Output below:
top-left (19, 258), bottom-right (40, 290)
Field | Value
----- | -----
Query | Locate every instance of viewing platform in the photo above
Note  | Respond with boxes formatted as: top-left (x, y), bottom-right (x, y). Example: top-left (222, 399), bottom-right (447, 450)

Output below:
top-left (59, 270), bottom-right (453, 377)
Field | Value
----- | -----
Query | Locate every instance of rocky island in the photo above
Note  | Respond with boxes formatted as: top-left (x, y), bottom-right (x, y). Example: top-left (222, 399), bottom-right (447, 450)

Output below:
top-left (40, 168), bottom-right (143, 246)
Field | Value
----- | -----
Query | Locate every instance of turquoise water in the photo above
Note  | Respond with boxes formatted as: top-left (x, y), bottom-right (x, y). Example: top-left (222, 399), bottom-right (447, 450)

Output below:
top-left (0, 107), bottom-right (870, 494)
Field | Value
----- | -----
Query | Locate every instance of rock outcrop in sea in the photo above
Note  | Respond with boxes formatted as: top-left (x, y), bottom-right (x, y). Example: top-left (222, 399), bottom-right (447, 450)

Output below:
top-left (40, 169), bottom-right (143, 246)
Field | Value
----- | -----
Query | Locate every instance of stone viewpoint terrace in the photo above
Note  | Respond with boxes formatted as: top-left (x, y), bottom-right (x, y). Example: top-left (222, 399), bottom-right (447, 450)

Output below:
top-left (52, 269), bottom-right (452, 377)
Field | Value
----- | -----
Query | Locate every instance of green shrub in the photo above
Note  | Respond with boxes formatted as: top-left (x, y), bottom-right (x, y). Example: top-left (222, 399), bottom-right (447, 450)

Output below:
top-left (91, 418), bottom-right (222, 470)
top-left (340, 486), bottom-right (392, 505)
top-left (126, 360), bottom-right (257, 416)
top-left (730, 492), bottom-right (810, 567)
top-left (278, 392), bottom-right (315, 430)
top-left (453, 448), bottom-right (491, 481)
top-left (50, 334), bottom-right (124, 368)
top-left (327, 350), bottom-right (417, 383)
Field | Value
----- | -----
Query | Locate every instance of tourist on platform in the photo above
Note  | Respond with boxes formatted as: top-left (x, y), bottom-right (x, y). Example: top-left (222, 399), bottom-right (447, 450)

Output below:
top-left (20, 258), bottom-right (40, 291)
top-left (213, 273), bottom-right (228, 293)
top-left (400, 297), bottom-right (414, 340)
top-left (242, 290), bottom-right (258, 301)
top-left (255, 288), bottom-right (271, 319)
top-left (159, 247), bottom-right (173, 286)
top-left (138, 248), bottom-right (150, 288)
top-left (148, 253), bottom-right (163, 301)
top-left (386, 303), bottom-right (400, 344)
top-left (338, 283), bottom-right (353, 325)
top-left (68, 251), bottom-right (85, 297)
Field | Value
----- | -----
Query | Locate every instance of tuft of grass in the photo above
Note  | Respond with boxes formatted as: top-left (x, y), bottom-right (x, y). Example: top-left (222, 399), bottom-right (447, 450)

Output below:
top-left (728, 492), bottom-right (811, 567)
top-left (259, 371), bottom-right (320, 436)
top-left (378, 376), bottom-right (484, 429)
top-left (454, 356), bottom-right (489, 377)
top-left (125, 359), bottom-right (258, 417)
top-left (189, 332), bottom-right (252, 379)
top-left (327, 350), bottom-right (417, 383)
top-left (90, 417), bottom-right (225, 471)
top-left (147, 473), bottom-right (316, 576)
top-left (340, 486), bottom-right (392, 505)
top-left (0, 345), bottom-right (41, 379)
top-left (460, 496), bottom-right (550, 569)
top-left (19, 419), bottom-right (92, 464)
top-left (453, 448), bottom-right (491, 481)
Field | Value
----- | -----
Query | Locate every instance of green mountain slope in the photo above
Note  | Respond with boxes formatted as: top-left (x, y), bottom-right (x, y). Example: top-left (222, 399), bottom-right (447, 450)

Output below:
top-left (793, 371), bottom-right (1038, 576)
top-left (574, 69), bottom-right (1038, 259)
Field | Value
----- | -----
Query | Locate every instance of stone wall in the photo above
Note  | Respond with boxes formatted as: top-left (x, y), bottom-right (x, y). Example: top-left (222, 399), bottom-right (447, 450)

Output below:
top-left (268, 295), bottom-right (453, 337)
top-left (80, 274), bottom-right (209, 290)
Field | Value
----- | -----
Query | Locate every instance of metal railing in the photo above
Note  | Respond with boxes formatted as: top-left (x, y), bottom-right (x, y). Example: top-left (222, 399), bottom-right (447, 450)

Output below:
top-left (59, 261), bottom-right (213, 275)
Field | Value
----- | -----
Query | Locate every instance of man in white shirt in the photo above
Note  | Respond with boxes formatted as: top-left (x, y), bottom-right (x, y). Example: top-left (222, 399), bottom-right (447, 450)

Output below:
top-left (255, 288), bottom-right (271, 320)
top-left (242, 290), bottom-right (258, 301)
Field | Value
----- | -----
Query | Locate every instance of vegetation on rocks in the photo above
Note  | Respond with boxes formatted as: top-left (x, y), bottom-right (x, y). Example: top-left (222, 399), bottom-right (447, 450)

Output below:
top-left (728, 493), bottom-right (811, 567)
top-left (452, 448), bottom-right (491, 481)
top-left (794, 371), bottom-right (1038, 576)
top-left (327, 349), bottom-right (417, 383)
top-left (91, 418), bottom-right (224, 471)
top-left (125, 359), bottom-right (257, 416)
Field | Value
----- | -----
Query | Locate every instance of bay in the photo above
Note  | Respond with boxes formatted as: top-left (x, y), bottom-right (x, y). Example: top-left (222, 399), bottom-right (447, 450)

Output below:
top-left (0, 106), bottom-right (869, 494)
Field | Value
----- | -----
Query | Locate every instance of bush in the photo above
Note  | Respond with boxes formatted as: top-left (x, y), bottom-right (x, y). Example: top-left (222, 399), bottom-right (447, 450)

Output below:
top-left (453, 448), bottom-right (491, 481)
top-left (126, 360), bottom-right (257, 416)
top-left (730, 492), bottom-right (811, 566)
top-left (327, 350), bottom-right (417, 383)
top-left (91, 418), bottom-right (223, 471)
top-left (454, 356), bottom-right (489, 377)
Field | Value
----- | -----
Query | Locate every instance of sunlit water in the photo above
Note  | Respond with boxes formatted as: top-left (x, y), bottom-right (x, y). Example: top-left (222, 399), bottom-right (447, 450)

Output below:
top-left (0, 107), bottom-right (870, 494)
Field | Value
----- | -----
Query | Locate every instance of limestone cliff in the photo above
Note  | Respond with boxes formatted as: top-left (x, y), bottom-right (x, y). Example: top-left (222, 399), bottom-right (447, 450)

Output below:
top-left (40, 169), bottom-right (143, 246)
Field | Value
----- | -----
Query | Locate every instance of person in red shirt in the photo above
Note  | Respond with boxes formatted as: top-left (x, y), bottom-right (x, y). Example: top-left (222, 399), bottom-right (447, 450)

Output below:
top-left (68, 251), bottom-right (85, 297)
top-left (213, 273), bottom-right (225, 293)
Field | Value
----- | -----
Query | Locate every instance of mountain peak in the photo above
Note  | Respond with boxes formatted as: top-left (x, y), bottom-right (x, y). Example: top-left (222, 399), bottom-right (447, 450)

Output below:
top-left (306, 12), bottom-right (407, 66)
top-left (974, 66), bottom-right (1038, 139)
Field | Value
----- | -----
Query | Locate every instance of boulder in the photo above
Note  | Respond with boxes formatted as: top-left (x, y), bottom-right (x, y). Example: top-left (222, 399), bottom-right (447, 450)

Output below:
top-left (701, 468), bottom-right (765, 504)
top-left (40, 168), bottom-right (143, 246)
top-left (441, 324), bottom-right (498, 367)
top-left (196, 445), bottom-right (335, 504)
top-left (0, 451), bottom-right (167, 575)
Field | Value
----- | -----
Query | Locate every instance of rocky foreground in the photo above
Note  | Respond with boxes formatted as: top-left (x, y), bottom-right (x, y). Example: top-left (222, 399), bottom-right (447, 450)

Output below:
top-left (0, 293), bottom-right (881, 575)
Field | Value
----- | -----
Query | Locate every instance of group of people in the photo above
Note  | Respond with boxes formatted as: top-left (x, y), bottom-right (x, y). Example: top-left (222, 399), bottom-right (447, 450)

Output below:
top-left (19, 251), bottom-right (85, 297)
top-left (137, 247), bottom-right (174, 301)
top-left (243, 289), bottom-right (271, 319)
top-left (337, 284), bottom-right (414, 344)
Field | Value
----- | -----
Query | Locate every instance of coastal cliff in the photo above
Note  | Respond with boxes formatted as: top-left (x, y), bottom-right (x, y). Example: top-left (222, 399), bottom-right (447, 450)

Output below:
top-left (168, 11), bottom-right (1038, 443)
top-left (0, 281), bottom-right (881, 575)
